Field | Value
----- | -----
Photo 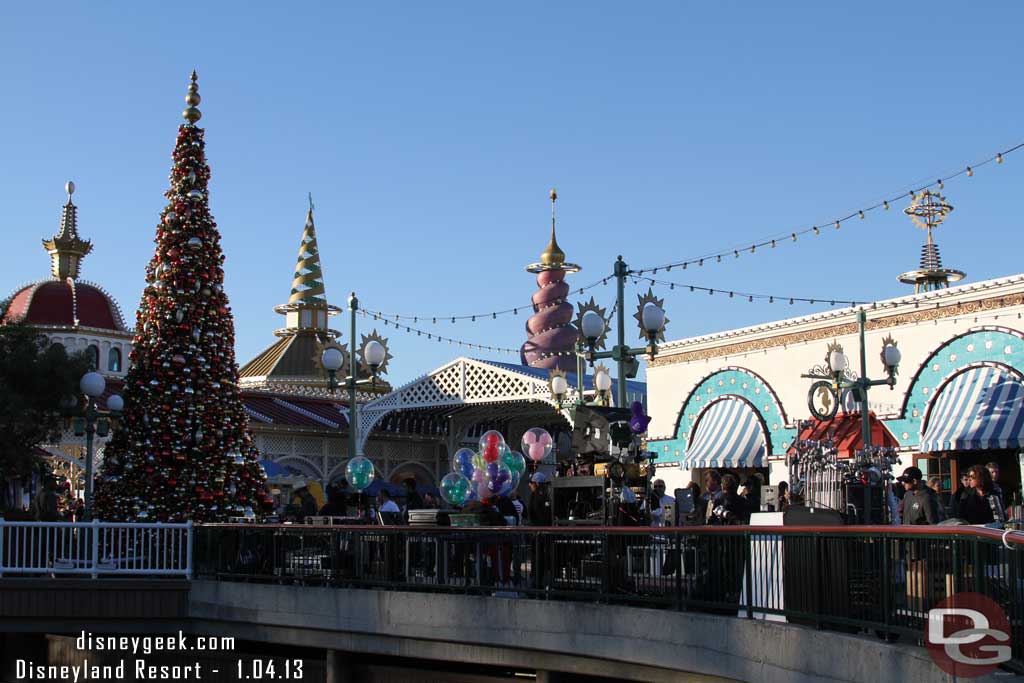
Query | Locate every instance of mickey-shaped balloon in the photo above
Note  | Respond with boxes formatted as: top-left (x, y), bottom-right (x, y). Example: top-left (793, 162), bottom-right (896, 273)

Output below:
top-left (629, 400), bottom-right (651, 435)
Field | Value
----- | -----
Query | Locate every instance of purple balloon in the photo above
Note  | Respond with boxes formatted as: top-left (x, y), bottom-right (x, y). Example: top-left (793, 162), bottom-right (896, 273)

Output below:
top-left (630, 400), bottom-right (652, 434)
top-left (483, 461), bottom-right (512, 497)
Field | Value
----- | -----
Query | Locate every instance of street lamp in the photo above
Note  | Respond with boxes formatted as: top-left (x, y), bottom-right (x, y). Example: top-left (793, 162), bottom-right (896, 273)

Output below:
top-left (69, 371), bottom-right (123, 521)
top-left (802, 309), bottom-right (901, 453)
top-left (549, 371), bottom-right (569, 409)
top-left (320, 292), bottom-right (390, 460)
top-left (580, 256), bottom-right (669, 408)
top-left (594, 365), bottom-right (613, 406)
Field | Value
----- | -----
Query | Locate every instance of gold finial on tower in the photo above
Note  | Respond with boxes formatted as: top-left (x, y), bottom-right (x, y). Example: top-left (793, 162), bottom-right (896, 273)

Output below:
top-left (540, 187), bottom-right (566, 266)
top-left (183, 70), bottom-right (202, 124)
top-left (527, 188), bottom-right (580, 274)
top-left (42, 180), bottom-right (92, 280)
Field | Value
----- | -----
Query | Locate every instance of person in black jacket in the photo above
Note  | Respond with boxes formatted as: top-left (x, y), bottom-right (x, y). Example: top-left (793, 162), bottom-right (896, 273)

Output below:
top-left (899, 467), bottom-right (940, 525)
top-left (526, 472), bottom-right (552, 525)
top-left (948, 471), bottom-right (971, 519)
top-left (402, 478), bottom-right (424, 513)
top-left (710, 474), bottom-right (751, 525)
top-left (318, 485), bottom-right (348, 517)
top-left (960, 465), bottom-right (1006, 526)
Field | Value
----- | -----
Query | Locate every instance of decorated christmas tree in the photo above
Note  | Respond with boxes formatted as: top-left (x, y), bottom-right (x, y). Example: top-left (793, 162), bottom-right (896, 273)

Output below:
top-left (93, 72), bottom-right (268, 522)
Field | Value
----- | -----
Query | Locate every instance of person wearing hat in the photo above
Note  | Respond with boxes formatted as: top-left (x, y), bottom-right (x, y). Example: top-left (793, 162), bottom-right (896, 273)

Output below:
top-left (526, 471), bottom-right (552, 526)
top-left (898, 466), bottom-right (941, 525)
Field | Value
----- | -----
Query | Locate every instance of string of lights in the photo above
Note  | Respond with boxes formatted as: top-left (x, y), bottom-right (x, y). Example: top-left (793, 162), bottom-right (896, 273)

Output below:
top-left (362, 275), bottom-right (612, 325)
top-left (633, 275), bottom-right (869, 307)
top-left (630, 141), bottom-right (1024, 276)
top-left (360, 309), bottom-right (520, 355)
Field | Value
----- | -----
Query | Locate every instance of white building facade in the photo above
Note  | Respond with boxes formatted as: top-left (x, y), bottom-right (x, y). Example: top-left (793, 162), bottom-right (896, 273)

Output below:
top-left (646, 274), bottom-right (1024, 500)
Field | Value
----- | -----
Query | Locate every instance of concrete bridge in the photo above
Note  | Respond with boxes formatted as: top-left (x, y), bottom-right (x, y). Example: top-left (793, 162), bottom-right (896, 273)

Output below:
top-left (1, 522), bottom-right (1021, 682)
top-left (0, 576), bottom-right (1013, 683)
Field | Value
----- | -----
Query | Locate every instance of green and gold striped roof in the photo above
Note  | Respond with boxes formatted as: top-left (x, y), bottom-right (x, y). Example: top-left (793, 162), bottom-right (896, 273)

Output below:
top-left (289, 208), bottom-right (328, 306)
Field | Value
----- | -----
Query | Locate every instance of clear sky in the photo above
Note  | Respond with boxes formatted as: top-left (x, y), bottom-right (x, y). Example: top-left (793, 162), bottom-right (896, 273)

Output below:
top-left (2, 2), bottom-right (1021, 386)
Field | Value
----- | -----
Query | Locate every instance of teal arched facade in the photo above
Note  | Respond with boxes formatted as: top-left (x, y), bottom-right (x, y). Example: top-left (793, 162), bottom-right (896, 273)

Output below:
top-left (652, 367), bottom-right (797, 463)
top-left (884, 326), bottom-right (1024, 447)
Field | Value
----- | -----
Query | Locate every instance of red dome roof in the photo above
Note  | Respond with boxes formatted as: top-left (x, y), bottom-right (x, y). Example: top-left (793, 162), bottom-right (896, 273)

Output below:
top-left (3, 280), bottom-right (126, 331)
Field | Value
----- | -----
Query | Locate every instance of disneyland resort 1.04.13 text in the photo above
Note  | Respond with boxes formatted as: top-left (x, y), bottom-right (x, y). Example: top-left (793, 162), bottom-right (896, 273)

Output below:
top-left (13, 631), bottom-right (233, 681)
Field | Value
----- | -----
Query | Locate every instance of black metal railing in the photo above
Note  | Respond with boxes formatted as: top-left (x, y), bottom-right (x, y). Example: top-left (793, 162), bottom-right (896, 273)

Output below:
top-left (194, 524), bottom-right (1023, 673)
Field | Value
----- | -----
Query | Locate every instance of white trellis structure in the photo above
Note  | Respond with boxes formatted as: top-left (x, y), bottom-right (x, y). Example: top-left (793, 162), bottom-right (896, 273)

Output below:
top-left (357, 357), bottom-right (577, 455)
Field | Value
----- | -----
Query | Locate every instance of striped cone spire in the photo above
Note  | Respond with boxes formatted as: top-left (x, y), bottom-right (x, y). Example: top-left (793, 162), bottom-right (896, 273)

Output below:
top-left (289, 205), bottom-right (327, 305)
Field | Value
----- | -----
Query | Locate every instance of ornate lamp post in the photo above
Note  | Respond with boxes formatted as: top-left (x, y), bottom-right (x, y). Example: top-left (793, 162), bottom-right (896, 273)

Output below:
top-left (802, 309), bottom-right (901, 452)
top-left (320, 292), bottom-right (390, 459)
top-left (69, 371), bottom-right (123, 521)
top-left (578, 256), bottom-right (668, 408)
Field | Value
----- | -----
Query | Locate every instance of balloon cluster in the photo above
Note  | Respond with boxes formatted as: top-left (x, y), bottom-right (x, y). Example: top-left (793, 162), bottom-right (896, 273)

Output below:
top-left (439, 428), bottom-right (549, 507)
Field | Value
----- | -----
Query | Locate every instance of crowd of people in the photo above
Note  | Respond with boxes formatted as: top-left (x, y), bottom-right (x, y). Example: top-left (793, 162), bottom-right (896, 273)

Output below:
top-left (278, 472), bottom-right (550, 527)
top-left (275, 459), bottom-right (1015, 530)
top-left (895, 461), bottom-right (1013, 527)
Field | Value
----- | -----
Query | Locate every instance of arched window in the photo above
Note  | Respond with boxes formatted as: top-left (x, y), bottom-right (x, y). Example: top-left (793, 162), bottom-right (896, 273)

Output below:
top-left (87, 344), bottom-right (100, 370)
top-left (108, 347), bottom-right (122, 373)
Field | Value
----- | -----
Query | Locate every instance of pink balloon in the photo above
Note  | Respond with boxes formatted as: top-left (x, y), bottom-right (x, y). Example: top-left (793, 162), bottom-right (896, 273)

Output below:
top-left (528, 443), bottom-right (546, 462)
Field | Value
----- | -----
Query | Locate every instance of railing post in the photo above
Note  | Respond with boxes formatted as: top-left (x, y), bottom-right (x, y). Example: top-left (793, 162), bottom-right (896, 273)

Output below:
top-left (185, 520), bottom-right (194, 579)
top-left (601, 532), bottom-right (610, 600)
top-left (90, 519), bottom-right (100, 579)
top-left (744, 530), bottom-right (753, 619)
top-left (972, 537), bottom-right (983, 594)
top-left (812, 534), bottom-right (822, 630)
top-left (675, 530), bottom-right (683, 612)
top-left (0, 519), bottom-right (5, 578)
top-left (880, 535), bottom-right (891, 633)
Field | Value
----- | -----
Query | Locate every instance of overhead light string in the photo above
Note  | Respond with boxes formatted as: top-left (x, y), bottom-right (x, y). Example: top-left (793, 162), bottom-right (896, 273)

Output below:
top-left (359, 308), bottom-right (520, 354)
top-left (362, 274), bottom-right (613, 326)
top-left (630, 141), bottom-right (1023, 276)
top-left (635, 275), bottom-right (868, 307)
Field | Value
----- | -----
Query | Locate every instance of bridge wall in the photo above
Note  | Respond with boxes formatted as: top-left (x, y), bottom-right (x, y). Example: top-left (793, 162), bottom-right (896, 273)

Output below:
top-left (189, 580), bottom-right (962, 683)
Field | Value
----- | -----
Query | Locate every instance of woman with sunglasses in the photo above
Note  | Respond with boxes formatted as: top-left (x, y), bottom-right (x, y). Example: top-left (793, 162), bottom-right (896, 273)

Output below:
top-left (958, 464), bottom-right (1007, 526)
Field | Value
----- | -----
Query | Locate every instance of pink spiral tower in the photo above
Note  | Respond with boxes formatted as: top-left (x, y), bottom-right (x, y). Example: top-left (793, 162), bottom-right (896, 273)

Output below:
top-left (521, 189), bottom-right (581, 372)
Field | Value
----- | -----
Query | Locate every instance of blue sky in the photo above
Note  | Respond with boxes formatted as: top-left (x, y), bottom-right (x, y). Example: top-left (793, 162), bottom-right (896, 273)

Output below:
top-left (2, 2), bottom-right (1022, 385)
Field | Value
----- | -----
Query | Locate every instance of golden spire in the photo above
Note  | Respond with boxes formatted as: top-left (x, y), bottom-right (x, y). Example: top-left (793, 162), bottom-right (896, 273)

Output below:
top-left (183, 70), bottom-right (202, 124)
top-left (271, 196), bottom-right (341, 337)
top-left (289, 193), bottom-right (327, 305)
top-left (42, 181), bottom-right (93, 280)
top-left (540, 187), bottom-right (566, 266)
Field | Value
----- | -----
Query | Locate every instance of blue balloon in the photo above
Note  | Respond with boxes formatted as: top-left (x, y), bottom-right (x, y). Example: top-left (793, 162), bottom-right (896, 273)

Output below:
top-left (452, 448), bottom-right (476, 479)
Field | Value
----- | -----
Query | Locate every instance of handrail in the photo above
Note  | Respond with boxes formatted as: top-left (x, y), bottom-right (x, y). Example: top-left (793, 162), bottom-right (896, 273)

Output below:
top-left (196, 522), bottom-right (1024, 544)
top-left (0, 520), bottom-right (193, 576)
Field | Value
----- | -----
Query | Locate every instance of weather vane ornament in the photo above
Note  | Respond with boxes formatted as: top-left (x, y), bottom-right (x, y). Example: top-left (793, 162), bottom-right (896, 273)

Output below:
top-left (898, 190), bottom-right (965, 293)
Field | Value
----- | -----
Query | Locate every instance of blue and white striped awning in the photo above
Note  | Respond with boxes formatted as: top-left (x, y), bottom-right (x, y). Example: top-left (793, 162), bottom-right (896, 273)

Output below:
top-left (681, 397), bottom-right (766, 469)
top-left (920, 365), bottom-right (1024, 452)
